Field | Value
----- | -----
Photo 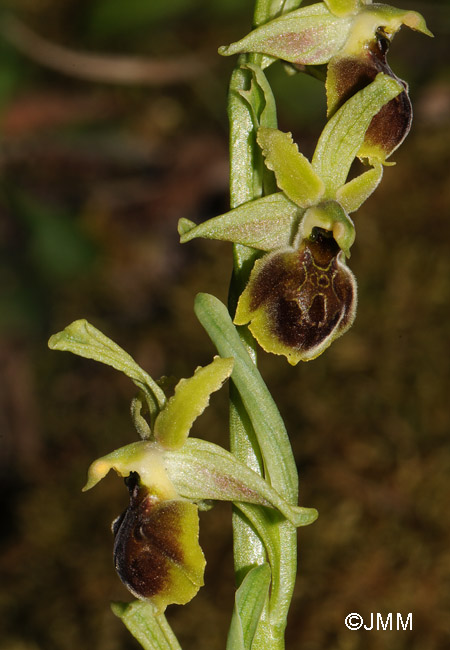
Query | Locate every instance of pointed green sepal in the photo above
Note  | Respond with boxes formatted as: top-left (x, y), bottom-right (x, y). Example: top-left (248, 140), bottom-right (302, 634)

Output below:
top-left (298, 201), bottom-right (355, 257)
top-left (82, 441), bottom-right (178, 500)
top-left (153, 357), bottom-right (233, 450)
top-left (48, 319), bottom-right (166, 424)
top-left (226, 564), bottom-right (271, 650)
top-left (164, 438), bottom-right (318, 527)
top-left (219, 4), bottom-right (352, 66)
top-left (111, 601), bottom-right (182, 650)
top-left (179, 193), bottom-right (301, 252)
top-left (257, 127), bottom-right (325, 208)
top-left (312, 72), bottom-right (403, 191)
top-left (336, 162), bottom-right (383, 213)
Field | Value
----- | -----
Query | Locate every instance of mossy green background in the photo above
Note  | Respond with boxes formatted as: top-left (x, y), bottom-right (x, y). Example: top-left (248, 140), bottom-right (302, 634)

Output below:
top-left (0, 1), bottom-right (449, 649)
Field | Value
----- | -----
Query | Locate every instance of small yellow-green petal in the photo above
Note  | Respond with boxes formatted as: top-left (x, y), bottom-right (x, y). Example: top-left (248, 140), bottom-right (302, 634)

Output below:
top-left (154, 357), bottom-right (234, 450)
top-left (336, 162), bottom-right (383, 213)
top-left (257, 127), bottom-right (325, 208)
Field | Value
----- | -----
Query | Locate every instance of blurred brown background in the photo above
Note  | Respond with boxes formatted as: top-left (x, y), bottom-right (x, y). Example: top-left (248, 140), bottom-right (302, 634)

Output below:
top-left (0, 1), bottom-right (449, 649)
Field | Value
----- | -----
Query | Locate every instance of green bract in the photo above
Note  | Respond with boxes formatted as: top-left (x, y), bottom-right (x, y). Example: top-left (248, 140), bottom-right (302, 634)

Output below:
top-left (181, 72), bottom-right (402, 364)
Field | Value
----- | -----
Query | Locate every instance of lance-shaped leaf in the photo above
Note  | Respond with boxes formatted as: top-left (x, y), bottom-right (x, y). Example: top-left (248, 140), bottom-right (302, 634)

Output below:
top-left (257, 127), bottom-right (324, 207)
top-left (48, 319), bottom-right (166, 426)
top-left (164, 438), bottom-right (318, 527)
top-left (113, 481), bottom-right (205, 612)
top-left (111, 601), bottom-right (182, 650)
top-left (336, 161), bottom-right (383, 213)
top-left (226, 564), bottom-right (271, 650)
top-left (179, 192), bottom-right (301, 252)
top-left (312, 72), bottom-right (403, 193)
top-left (195, 293), bottom-right (298, 503)
top-left (219, 3), bottom-right (352, 66)
top-left (153, 356), bottom-right (234, 450)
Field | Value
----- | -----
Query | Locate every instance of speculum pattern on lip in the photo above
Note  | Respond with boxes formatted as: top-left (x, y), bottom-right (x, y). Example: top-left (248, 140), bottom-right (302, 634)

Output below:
top-left (240, 231), bottom-right (357, 363)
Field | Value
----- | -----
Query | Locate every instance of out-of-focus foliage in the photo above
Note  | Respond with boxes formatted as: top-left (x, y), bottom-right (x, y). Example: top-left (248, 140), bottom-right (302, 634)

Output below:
top-left (0, 0), bottom-right (449, 649)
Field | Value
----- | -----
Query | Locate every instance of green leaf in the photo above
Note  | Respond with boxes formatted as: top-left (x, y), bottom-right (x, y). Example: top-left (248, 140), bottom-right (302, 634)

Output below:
top-left (226, 564), bottom-right (271, 650)
top-left (111, 602), bottom-right (182, 650)
top-left (312, 73), bottom-right (403, 194)
top-left (48, 319), bottom-right (166, 424)
top-left (336, 162), bottom-right (383, 213)
top-left (194, 293), bottom-right (298, 503)
top-left (235, 503), bottom-right (298, 634)
top-left (219, 4), bottom-right (352, 66)
top-left (179, 193), bottom-right (301, 252)
top-left (257, 127), bottom-right (324, 207)
top-left (153, 357), bottom-right (234, 450)
top-left (165, 438), bottom-right (318, 526)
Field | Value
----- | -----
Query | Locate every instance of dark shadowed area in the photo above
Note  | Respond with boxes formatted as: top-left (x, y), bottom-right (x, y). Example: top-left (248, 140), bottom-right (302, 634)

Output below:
top-left (1, 1), bottom-right (449, 649)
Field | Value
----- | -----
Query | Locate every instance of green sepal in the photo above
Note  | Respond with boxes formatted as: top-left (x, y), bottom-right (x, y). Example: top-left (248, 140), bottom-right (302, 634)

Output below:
top-left (324, 0), bottom-right (359, 17)
top-left (82, 441), bottom-right (178, 499)
top-left (179, 193), bottom-right (301, 252)
top-left (219, 4), bottom-right (352, 66)
top-left (111, 601), bottom-right (182, 650)
top-left (48, 319), bottom-right (166, 425)
top-left (226, 564), bottom-right (271, 650)
top-left (257, 127), bottom-right (325, 208)
top-left (336, 162), bottom-right (383, 213)
top-left (153, 357), bottom-right (234, 450)
top-left (164, 438), bottom-right (318, 527)
top-left (312, 73), bottom-right (403, 191)
top-left (298, 200), bottom-right (355, 257)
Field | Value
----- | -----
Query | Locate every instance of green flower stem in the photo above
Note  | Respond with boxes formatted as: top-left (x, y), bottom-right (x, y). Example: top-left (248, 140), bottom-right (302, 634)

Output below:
top-left (226, 5), bottom-right (300, 646)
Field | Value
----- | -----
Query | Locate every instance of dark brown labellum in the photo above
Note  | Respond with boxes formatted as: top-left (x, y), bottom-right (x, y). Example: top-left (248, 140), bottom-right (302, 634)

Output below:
top-left (243, 231), bottom-right (357, 362)
top-left (113, 478), bottom-right (184, 601)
